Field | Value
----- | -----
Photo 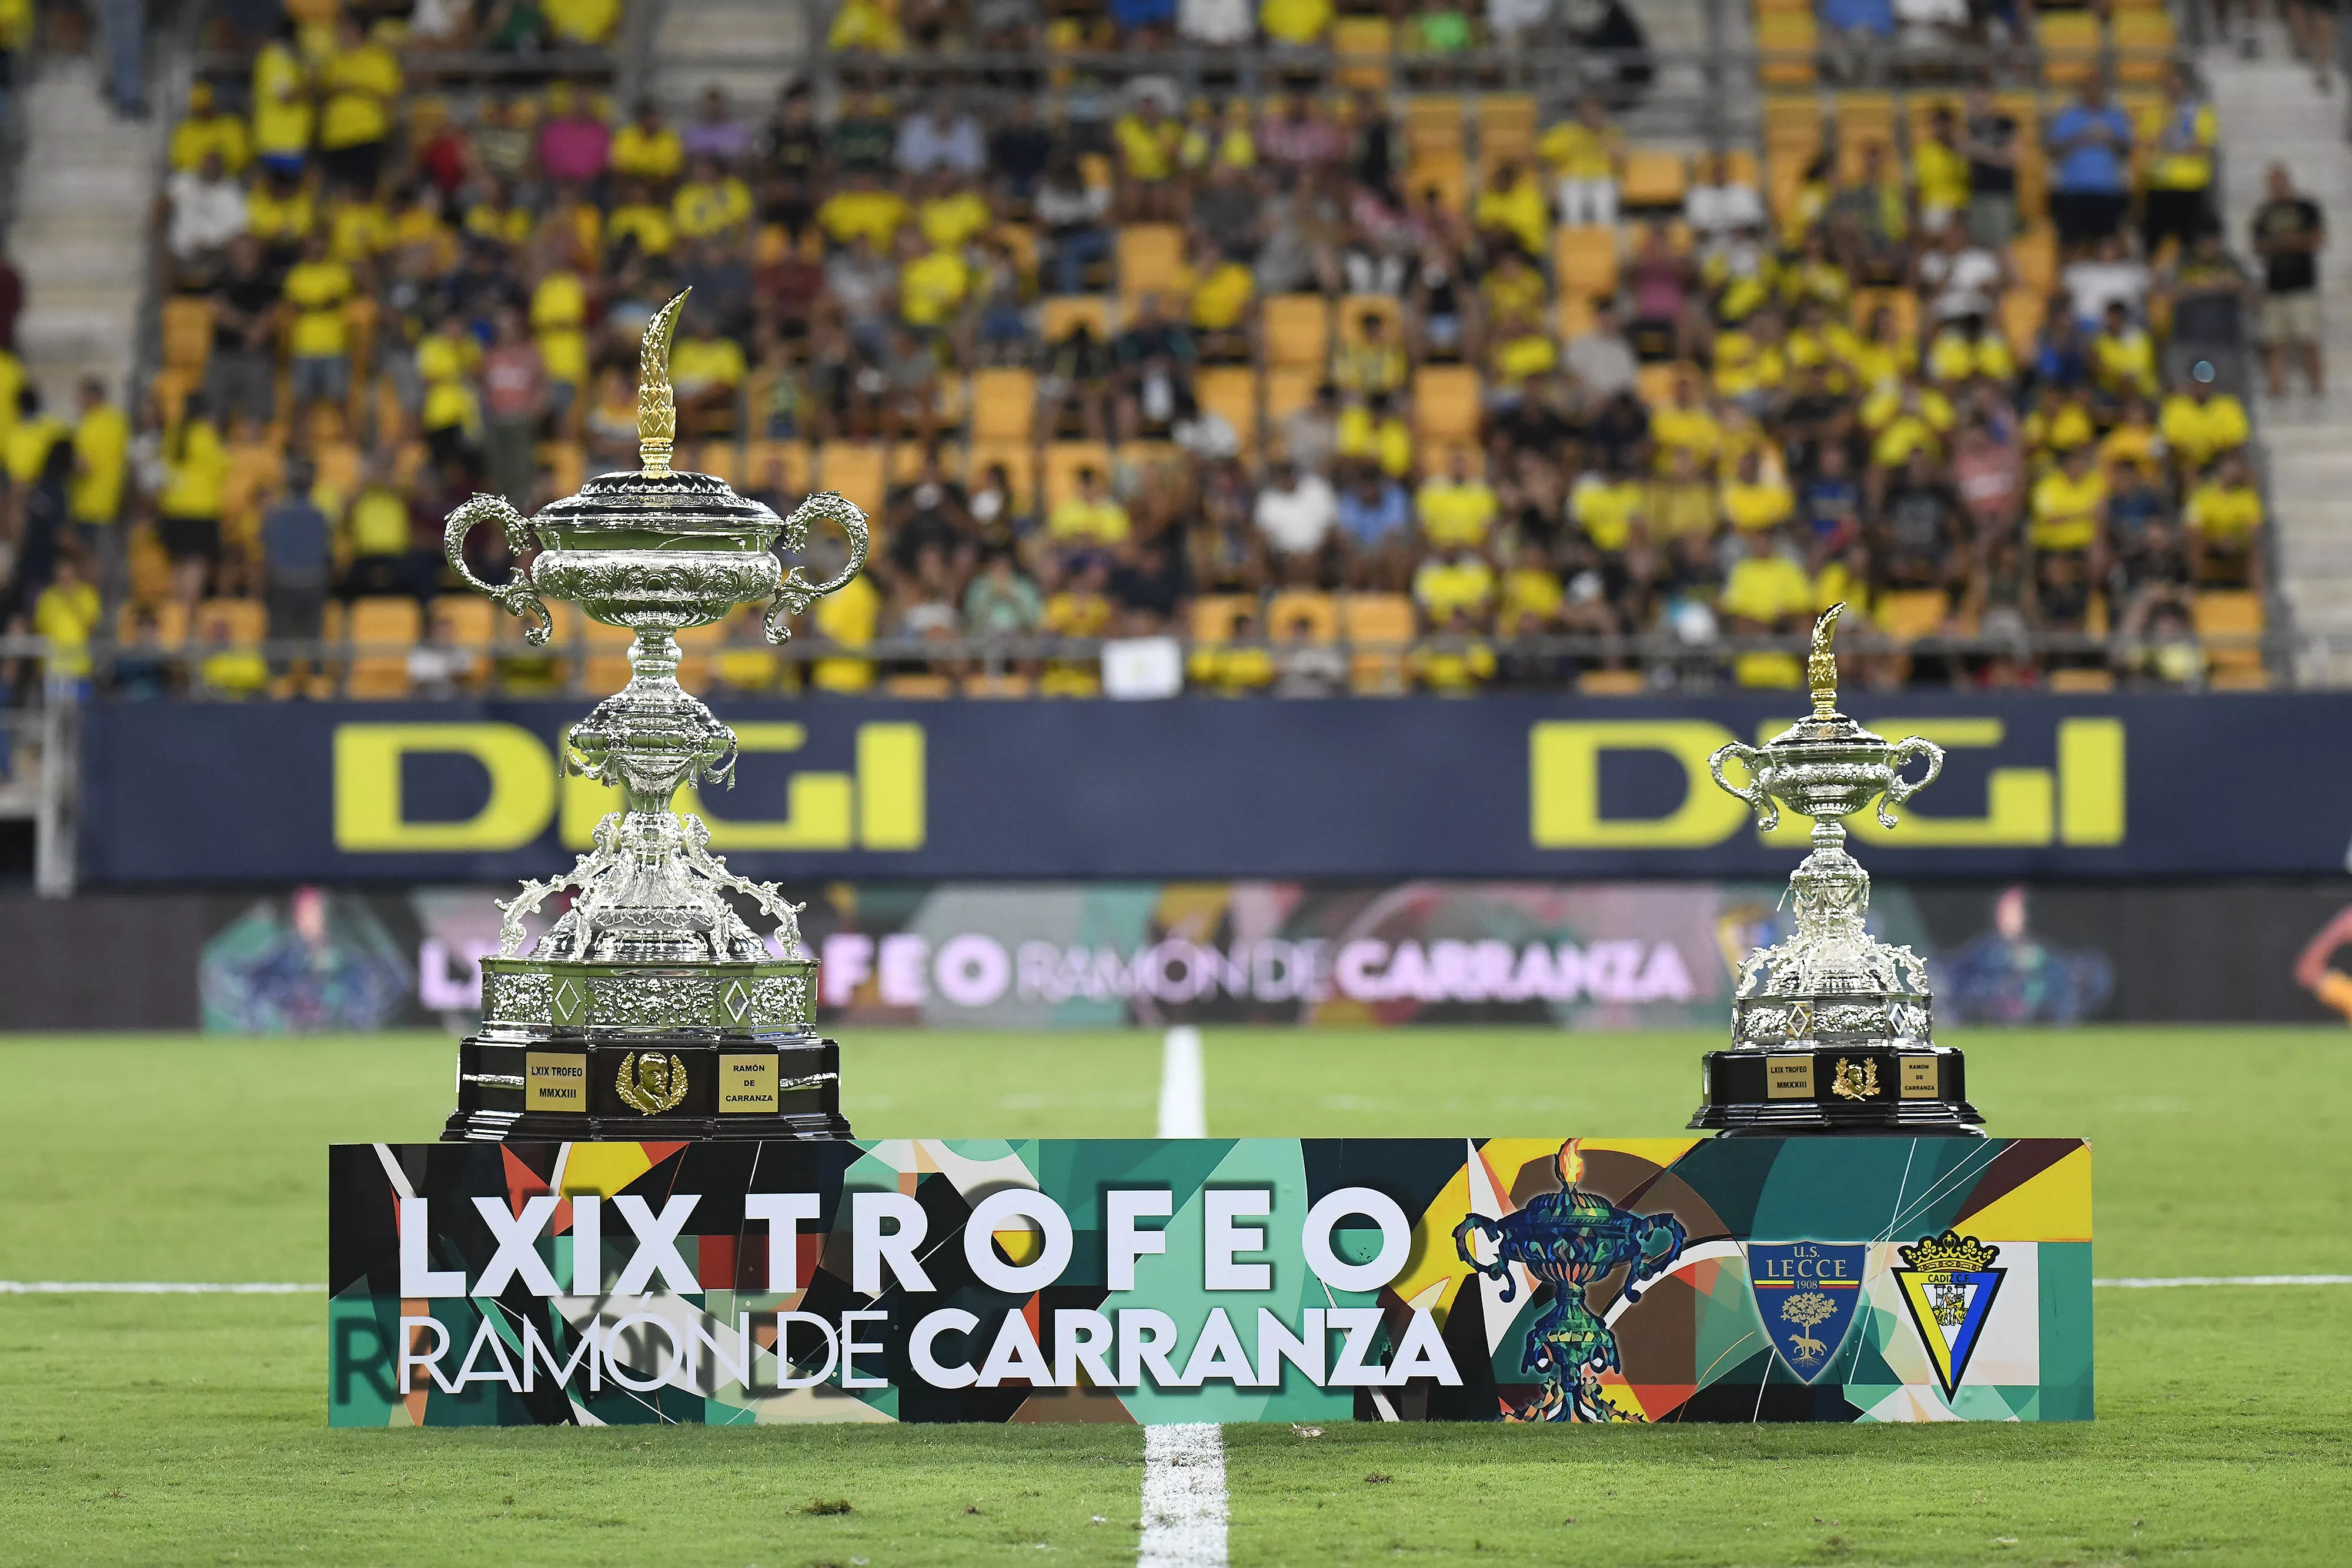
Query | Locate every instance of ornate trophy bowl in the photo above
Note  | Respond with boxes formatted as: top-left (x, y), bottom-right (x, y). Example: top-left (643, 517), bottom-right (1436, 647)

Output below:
top-left (437, 291), bottom-right (868, 1142)
top-left (1689, 605), bottom-right (1984, 1137)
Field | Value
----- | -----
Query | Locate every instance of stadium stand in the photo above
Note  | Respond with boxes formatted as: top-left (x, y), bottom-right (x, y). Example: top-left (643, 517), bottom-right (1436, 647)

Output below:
top-left (0, 0), bottom-right (2284, 701)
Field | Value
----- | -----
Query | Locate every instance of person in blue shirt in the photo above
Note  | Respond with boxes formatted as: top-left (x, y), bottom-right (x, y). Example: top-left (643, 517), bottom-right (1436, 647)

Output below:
top-left (2045, 79), bottom-right (2134, 248)
top-left (1337, 470), bottom-right (1414, 589)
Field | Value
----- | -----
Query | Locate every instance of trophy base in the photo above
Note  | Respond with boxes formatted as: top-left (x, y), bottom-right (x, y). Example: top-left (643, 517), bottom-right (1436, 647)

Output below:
top-left (1689, 1046), bottom-right (1983, 1137)
top-left (443, 1033), bottom-right (853, 1142)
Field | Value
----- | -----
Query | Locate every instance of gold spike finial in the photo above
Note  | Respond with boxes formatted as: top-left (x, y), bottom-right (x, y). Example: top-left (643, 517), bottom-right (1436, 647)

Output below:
top-left (637, 289), bottom-right (691, 474)
top-left (1808, 601), bottom-right (1845, 717)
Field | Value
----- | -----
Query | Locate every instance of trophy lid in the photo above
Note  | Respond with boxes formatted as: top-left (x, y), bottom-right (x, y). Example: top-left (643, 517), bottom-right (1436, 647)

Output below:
top-left (528, 289), bottom-right (785, 542)
top-left (1762, 602), bottom-right (1886, 751)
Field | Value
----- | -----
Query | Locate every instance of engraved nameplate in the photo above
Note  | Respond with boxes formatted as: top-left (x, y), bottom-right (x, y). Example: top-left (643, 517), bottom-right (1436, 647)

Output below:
top-left (1765, 1055), bottom-right (1816, 1100)
top-left (1900, 1055), bottom-right (1940, 1099)
top-left (524, 1051), bottom-right (589, 1111)
top-left (719, 1053), bottom-right (779, 1114)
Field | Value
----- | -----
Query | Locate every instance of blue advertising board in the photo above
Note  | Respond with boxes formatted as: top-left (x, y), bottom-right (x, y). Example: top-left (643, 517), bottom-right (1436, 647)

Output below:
top-left (76, 693), bottom-right (2352, 883)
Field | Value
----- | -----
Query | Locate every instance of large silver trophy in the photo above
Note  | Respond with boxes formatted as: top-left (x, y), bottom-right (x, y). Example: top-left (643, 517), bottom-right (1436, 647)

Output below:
top-left (439, 290), bottom-right (868, 1140)
top-left (1689, 605), bottom-right (1983, 1135)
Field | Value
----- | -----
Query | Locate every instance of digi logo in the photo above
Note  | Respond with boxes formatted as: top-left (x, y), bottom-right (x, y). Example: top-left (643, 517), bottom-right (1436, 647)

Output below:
top-left (332, 721), bottom-right (926, 853)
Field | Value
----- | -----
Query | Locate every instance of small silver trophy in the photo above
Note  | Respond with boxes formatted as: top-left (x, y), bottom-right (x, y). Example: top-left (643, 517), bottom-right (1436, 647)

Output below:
top-left (439, 290), bottom-right (868, 1140)
top-left (1689, 604), bottom-right (1984, 1135)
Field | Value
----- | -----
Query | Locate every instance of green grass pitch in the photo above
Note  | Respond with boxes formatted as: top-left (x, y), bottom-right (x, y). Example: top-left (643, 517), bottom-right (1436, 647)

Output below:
top-left (1, 1026), bottom-right (2347, 1566)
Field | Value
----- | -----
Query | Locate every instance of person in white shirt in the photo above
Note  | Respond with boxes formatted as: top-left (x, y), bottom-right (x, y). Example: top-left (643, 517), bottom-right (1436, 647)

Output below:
top-left (1179, 0), bottom-right (1254, 47)
top-left (1685, 152), bottom-right (1766, 240)
top-left (165, 152), bottom-right (248, 269)
top-left (2062, 233), bottom-right (2153, 327)
top-left (1254, 461), bottom-right (1340, 559)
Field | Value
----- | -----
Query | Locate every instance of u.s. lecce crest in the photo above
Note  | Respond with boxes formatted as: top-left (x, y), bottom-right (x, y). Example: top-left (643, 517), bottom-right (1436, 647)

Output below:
top-left (1745, 1241), bottom-right (1866, 1382)
top-left (1892, 1231), bottom-right (2006, 1399)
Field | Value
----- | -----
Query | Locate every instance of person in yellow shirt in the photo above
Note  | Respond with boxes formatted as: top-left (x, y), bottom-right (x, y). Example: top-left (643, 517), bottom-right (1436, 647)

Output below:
top-left (280, 234), bottom-right (355, 409)
top-left (612, 99), bottom-right (684, 186)
top-left (2099, 396), bottom-right (2166, 482)
top-left (897, 233), bottom-right (970, 332)
top-left (158, 393), bottom-right (230, 603)
top-left (826, 0), bottom-right (908, 54)
top-left (2091, 301), bottom-right (2160, 403)
top-left (545, 0), bottom-right (623, 45)
top-left (1499, 540), bottom-right (1565, 627)
top-left (417, 316), bottom-right (483, 462)
top-left (32, 552), bottom-right (101, 692)
top-left (463, 182), bottom-right (533, 249)
top-left (674, 157), bottom-right (753, 239)
top-left (1719, 528), bottom-right (1813, 687)
top-left (250, 25), bottom-right (312, 176)
top-left (2029, 443), bottom-right (2108, 559)
top-left (2159, 373), bottom-right (2250, 475)
top-left (1866, 383), bottom-right (1953, 471)
top-left (1473, 161), bottom-right (1549, 262)
top-left (1649, 375), bottom-right (1722, 474)
top-left (1412, 543), bottom-right (1497, 628)
top-left (1719, 448), bottom-right (1794, 533)
top-left (326, 189), bottom-right (393, 265)
top-left (816, 172), bottom-right (911, 252)
top-left (245, 166), bottom-right (316, 273)
top-left (917, 175), bottom-right (992, 252)
top-left (68, 377), bottom-right (129, 590)
top-left (316, 15), bottom-right (400, 192)
top-left (1712, 310), bottom-right (1789, 411)
top-left (1330, 309), bottom-right (1409, 398)
top-left (1041, 561), bottom-right (1115, 697)
top-left (1648, 445), bottom-right (1718, 540)
top-left (606, 180), bottom-right (677, 259)
top-left (2024, 386), bottom-right (2097, 462)
top-left (2144, 65), bottom-right (2218, 255)
top-left (5, 385), bottom-right (64, 487)
top-left (1926, 319), bottom-right (2016, 386)
top-left (670, 310), bottom-right (749, 438)
top-left (1188, 250), bottom-right (1256, 356)
top-left (1180, 100), bottom-right (1255, 175)
top-left (1915, 108), bottom-right (1972, 233)
top-left (1570, 462), bottom-right (1647, 557)
top-left (2184, 453), bottom-right (2266, 592)
top-left (1416, 448), bottom-right (1498, 551)
top-left (1259, 0), bottom-right (1334, 45)
top-left (1409, 606), bottom-right (1498, 694)
top-left (1187, 606), bottom-right (1276, 697)
top-left (1113, 96), bottom-right (1182, 220)
top-left (172, 82), bottom-right (251, 174)
top-left (1335, 393), bottom-right (1415, 479)
top-left (1488, 319), bottom-right (1558, 387)
top-left (810, 570), bottom-right (882, 693)
top-left (1541, 96), bottom-right (1625, 226)
top-left (1048, 467), bottom-right (1132, 551)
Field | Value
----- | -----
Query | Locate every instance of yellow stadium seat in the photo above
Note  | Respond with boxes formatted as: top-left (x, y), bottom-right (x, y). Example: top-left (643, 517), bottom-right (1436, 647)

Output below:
top-left (1412, 366), bottom-right (1480, 444)
top-left (1402, 153), bottom-right (1468, 216)
top-left (583, 617), bottom-right (634, 694)
top-left (1337, 293), bottom-right (1406, 346)
top-left (2012, 225), bottom-right (2059, 294)
top-left (883, 673), bottom-right (957, 698)
top-left (1723, 149), bottom-right (1760, 188)
top-left (314, 441), bottom-right (361, 500)
top-left (347, 597), bottom-right (422, 699)
top-left (1479, 96), bottom-right (1539, 162)
top-left (967, 440), bottom-right (1037, 509)
top-left (1341, 593), bottom-right (1415, 694)
top-left (223, 440), bottom-right (285, 523)
top-left (1041, 295), bottom-right (1113, 342)
top-left (1115, 224), bottom-right (1187, 299)
top-left (1999, 290), bottom-right (2046, 353)
top-left (193, 597), bottom-right (265, 645)
top-left (1264, 367), bottom-right (1318, 427)
top-left (1195, 367), bottom-right (1258, 454)
top-left (1404, 98), bottom-right (1465, 160)
top-left (1758, 14), bottom-right (1819, 87)
top-left (2210, 667), bottom-right (2271, 690)
top-left (2038, 13), bottom-right (2100, 85)
top-left (889, 442), bottom-right (941, 485)
top-left (674, 617), bottom-right (726, 694)
top-left (2114, 11), bottom-right (2176, 82)
top-left (2194, 590), bottom-right (2266, 675)
top-left (1557, 293), bottom-right (1596, 340)
top-left (817, 440), bottom-right (888, 518)
top-left (162, 297), bottom-right (215, 373)
top-left (1851, 287), bottom-right (1919, 345)
top-left (2046, 667), bottom-right (2116, 693)
top-left (430, 595), bottom-right (496, 653)
top-left (1621, 149), bottom-right (1689, 209)
top-left (1078, 151), bottom-right (1114, 193)
top-left (1043, 440), bottom-right (1114, 509)
top-left (696, 440), bottom-right (740, 484)
top-left (1262, 295), bottom-right (1332, 370)
top-left (1554, 225), bottom-right (1621, 301)
top-left (1576, 669), bottom-right (1648, 695)
top-left (1191, 594), bottom-right (1255, 644)
top-left (1881, 590), bottom-right (1952, 643)
top-left (1635, 361), bottom-right (1685, 409)
top-left (965, 671), bottom-right (1037, 697)
top-left (1265, 590), bottom-right (1340, 643)
top-left (539, 440), bottom-right (586, 497)
top-left (1763, 95), bottom-right (1826, 156)
top-left (744, 439), bottom-right (811, 499)
top-left (970, 369), bottom-right (1038, 444)
top-left (1332, 16), bottom-right (1393, 89)
top-left (116, 599), bottom-right (189, 647)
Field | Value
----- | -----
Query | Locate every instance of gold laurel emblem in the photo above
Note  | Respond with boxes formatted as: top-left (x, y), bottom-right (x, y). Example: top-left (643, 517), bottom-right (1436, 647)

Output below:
top-left (1829, 1057), bottom-right (1878, 1100)
top-left (615, 1051), bottom-right (689, 1114)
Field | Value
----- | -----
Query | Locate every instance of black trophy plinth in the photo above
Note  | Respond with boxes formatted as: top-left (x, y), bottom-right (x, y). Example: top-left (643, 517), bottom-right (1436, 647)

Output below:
top-left (1690, 1044), bottom-right (1982, 1136)
top-left (445, 1033), bottom-right (851, 1142)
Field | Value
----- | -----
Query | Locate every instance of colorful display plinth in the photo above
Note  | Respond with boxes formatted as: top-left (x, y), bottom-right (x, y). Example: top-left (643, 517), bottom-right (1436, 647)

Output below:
top-left (329, 1135), bottom-right (2090, 1427)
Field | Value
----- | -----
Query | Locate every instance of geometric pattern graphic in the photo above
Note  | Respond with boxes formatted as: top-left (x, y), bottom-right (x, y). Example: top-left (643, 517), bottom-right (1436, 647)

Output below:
top-left (327, 1136), bottom-right (2092, 1427)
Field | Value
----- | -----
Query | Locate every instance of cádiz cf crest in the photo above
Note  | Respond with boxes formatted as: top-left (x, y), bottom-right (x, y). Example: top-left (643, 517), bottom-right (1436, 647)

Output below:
top-left (1893, 1231), bottom-right (2005, 1399)
top-left (1746, 1242), bottom-right (1866, 1381)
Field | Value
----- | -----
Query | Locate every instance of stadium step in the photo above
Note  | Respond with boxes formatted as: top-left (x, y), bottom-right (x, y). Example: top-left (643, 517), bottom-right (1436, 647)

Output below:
top-left (10, 53), bottom-right (165, 403)
top-left (650, 0), bottom-right (811, 115)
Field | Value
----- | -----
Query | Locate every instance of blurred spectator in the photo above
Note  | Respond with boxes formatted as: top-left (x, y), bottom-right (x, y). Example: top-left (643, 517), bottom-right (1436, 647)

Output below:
top-left (1254, 460), bottom-right (1338, 568)
top-left (259, 460), bottom-right (329, 655)
top-left (165, 151), bottom-right (248, 275)
top-left (2252, 163), bottom-right (2327, 398)
top-left (2046, 81), bottom-right (2134, 249)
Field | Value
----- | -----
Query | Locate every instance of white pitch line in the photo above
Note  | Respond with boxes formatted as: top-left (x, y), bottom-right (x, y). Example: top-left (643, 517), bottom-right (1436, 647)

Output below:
top-left (2094, 1274), bottom-right (2352, 1288)
top-left (0, 1281), bottom-right (325, 1294)
top-left (1157, 1025), bottom-right (1206, 1139)
top-left (1139, 1422), bottom-right (1228, 1568)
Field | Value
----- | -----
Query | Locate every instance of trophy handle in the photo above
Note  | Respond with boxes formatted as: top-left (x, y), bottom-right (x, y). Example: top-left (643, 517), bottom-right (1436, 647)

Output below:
top-left (443, 493), bottom-right (553, 646)
top-left (1709, 741), bottom-right (1779, 832)
top-left (764, 491), bottom-right (871, 643)
top-left (1879, 736), bottom-right (1946, 828)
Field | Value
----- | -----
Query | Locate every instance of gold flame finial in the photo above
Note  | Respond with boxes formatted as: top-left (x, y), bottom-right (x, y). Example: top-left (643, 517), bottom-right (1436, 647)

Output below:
top-left (1808, 601), bottom-right (1845, 717)
top-left (1556, 1138), bottom-right (1585, 1189)
top-left (637, 288), bottom-right (690, 474)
